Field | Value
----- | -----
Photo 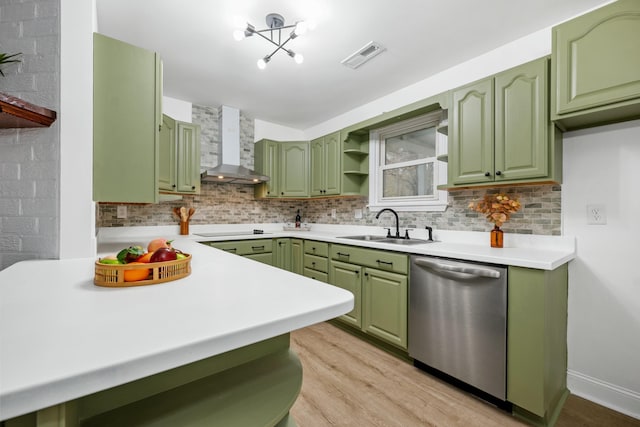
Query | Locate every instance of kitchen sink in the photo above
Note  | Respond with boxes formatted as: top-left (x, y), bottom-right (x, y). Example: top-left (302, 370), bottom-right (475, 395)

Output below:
top-left (338, 235), bottom-right (433, 245)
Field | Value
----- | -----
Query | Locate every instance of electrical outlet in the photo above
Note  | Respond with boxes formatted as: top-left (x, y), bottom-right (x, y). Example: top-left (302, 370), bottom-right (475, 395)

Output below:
top-left (354, 209), bottom-right (363, 219)
top-left (117, 205), bottom-right (127, 219)
top-left (331, 209), bottom-right (337, 219)
top-left (586, 204), bottom-right (606, 225)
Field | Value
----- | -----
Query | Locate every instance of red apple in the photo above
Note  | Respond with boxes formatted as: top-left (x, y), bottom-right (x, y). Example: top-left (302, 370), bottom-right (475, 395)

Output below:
top-left (150, 247), bottom-right (177, 262)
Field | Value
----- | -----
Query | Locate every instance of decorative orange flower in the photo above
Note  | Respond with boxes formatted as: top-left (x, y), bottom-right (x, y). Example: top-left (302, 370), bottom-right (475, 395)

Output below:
top-left (468, 193), bottom-right (521, 227)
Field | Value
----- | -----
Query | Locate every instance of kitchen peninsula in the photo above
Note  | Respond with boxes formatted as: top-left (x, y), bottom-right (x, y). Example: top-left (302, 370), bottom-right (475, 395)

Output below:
top-left (0, 238), bottom-right (354, 426)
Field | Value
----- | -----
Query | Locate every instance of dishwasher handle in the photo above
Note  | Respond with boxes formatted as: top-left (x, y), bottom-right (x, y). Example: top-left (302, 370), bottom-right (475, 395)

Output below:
top-left (413, 258), bottom-right (502, 279)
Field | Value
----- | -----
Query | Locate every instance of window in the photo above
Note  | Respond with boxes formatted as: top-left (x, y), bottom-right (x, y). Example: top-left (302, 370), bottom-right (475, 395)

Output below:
top-left (369, 111), bottom-right (448, 211)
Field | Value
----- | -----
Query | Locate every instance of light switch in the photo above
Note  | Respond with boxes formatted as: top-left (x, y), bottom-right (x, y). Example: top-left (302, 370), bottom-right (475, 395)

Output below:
top-left (354, 209), bottom-right (363, 219)
top-left (117, 205), bottom-right (127, 219)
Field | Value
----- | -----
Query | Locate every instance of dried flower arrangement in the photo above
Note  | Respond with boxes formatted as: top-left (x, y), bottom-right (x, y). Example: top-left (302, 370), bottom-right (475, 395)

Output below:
top-left (468, 193), bottom-right (521, 227)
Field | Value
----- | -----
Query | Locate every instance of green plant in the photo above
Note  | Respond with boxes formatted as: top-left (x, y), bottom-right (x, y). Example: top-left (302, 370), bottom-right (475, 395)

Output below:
top-left (0, 52), bottom-right (22, 76)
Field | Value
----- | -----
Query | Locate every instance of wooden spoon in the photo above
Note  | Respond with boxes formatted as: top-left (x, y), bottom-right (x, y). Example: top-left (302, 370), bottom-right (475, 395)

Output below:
top-left (180, 207), bottom-right (187, 222)
top-left (188, 207), bottom-right (195, 220)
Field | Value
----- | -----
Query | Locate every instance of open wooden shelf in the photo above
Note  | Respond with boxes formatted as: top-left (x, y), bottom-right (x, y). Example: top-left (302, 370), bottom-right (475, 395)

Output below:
top-left (0, 92), bottom-right (57, 128)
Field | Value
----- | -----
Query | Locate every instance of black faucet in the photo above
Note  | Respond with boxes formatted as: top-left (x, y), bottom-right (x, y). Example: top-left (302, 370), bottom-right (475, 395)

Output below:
top-left (375, 208), bottom-right (400, 238)
top-left (425, 226), bottom-right (434, 241)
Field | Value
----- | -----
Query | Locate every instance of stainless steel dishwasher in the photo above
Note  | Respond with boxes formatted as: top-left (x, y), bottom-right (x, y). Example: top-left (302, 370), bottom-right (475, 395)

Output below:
top-left (409, 255), bottom-right (508, 401)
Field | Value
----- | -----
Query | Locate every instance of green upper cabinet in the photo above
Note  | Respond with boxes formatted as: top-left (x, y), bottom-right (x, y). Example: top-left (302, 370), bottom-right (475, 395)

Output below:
top-left (450, 78), bottom-right (494, 185)
top-left (449, 57), bottom-right (562, 187)
top-left (341, 130), bottom-right (369, 196)
top-left (93, 33), bottom-right (162, 203)
top-left (310, 131), bottom-right (341, 197)
top-left (280, 142), bottom-right (309, 197)
top-left (255, 140), bottom-right (309, 198)
top-left (254, 139), bottom-right (280, 198)
top-left (552, 0), bottom-right (640, 130)
top-left (159, 115), bottom-right (201, 194)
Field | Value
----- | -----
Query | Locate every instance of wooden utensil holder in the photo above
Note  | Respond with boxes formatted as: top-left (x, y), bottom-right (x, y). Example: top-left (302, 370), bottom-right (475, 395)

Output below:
top-left (180, 220), bottom-right (189, 235)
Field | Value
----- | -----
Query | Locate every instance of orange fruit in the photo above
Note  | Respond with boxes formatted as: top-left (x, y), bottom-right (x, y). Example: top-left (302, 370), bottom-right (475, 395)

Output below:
top-left (137, 252), bottom-right (153, 263)
top-left (123, 262), bottom-right (151, 282)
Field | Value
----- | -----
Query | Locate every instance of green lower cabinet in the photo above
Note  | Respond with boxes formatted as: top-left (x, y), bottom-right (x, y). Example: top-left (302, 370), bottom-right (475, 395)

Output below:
top-left (362, 268), bottom-right (407, 349)
top-left (328, 260), bottom-right (362, 328)
top-left (291, 239), bottom-right (304, 275)
top-left (328, 254), bottom-right (408, 350)
top-left (507, 264), bottom-right (569, 426)
top-left (4, 335), bottom-right (300, 427)
top-left (245, 252), bottom-right (274, 266)
top-left (274, 238), bottom-right (292, 271)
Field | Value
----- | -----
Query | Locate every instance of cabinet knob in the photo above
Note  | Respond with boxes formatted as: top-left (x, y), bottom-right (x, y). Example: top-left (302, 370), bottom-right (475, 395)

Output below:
top-left (172, 184), bottom-right (177, 188)
top-left (484, 172), bottom-right (491, 177)
top-left (192, 185), bottom-right (196, 190)
top-left (281, 192), bottom-right (284, 195)
top-left (495, 171), bottom-right (502, 176)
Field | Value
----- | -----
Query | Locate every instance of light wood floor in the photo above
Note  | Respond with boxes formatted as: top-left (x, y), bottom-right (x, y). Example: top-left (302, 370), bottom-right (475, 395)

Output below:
top-left (290, 322), bottom-right (640, 427)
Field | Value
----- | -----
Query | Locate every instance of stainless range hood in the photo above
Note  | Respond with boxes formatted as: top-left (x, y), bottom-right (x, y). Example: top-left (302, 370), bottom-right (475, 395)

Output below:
top-left (200, 106), bottom-right (269, 184)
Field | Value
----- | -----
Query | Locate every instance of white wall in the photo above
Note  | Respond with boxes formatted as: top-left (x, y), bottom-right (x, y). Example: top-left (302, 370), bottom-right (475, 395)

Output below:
top-left (163, 96), bottom-right (192, 123)
top-left (59, 0), bottom-right (96, 259)
top-left (562, 120), bottom-right (640, 418)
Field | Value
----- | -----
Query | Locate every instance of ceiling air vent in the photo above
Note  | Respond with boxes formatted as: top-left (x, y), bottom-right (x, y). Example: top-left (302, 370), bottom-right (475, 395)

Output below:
top-left (341, 41), bottom-right (386, 69)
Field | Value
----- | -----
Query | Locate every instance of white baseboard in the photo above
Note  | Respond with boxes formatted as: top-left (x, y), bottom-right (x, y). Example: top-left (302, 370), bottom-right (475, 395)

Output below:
top-left (567, 370), bottom-right (640, 420)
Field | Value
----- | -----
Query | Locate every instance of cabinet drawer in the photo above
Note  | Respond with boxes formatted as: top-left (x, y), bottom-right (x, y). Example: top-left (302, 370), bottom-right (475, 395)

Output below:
top-left (245, 252), bottom-right (273, 266)
top-left (304, 268), bottom-right (328, 283)
top-left (304, 253), bottom-right (328, 273)
top-left (304, 240), bottom-right (329, 257)
top-left (204, 239), bottom-right (273, 255)
top-left (330, 244), bottom-right (408, 275)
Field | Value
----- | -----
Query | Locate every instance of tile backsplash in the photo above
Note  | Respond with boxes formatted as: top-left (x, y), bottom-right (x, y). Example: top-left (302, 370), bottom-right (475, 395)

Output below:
top-left (97, 183), bottom-right (561, 235)
top-left (97, 104), bottom-right (561, 235)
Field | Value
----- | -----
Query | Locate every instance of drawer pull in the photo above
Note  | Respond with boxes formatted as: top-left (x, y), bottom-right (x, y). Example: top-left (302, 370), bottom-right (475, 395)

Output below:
top-left (377, 259), bottom-right (393, 266)
top-left (252, 246), bottom-right (265, 251)
top-left (336, 252), bottom-right (350, 258)
top-left (224, 248), bottom-right (237, 253)
top-left (312, 261), bottom-right (316, 266)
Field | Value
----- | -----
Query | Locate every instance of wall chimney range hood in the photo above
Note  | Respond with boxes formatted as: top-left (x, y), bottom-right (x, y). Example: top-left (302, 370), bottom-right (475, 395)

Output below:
top-left (200, 106), bottom-right (269, 184)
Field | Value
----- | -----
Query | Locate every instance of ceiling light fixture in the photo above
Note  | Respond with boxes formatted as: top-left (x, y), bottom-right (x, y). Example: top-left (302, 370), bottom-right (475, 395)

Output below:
top-left (234, 13), bottom-right (307, 69)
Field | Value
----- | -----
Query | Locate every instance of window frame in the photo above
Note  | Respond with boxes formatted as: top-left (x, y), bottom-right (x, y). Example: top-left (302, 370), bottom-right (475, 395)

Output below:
top-left (368, 111), bottom-right (448, 212)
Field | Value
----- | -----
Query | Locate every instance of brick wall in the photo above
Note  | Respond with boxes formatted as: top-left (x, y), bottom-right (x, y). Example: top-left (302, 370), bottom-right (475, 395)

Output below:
top-left (0, 0), bottom-right (60, 270)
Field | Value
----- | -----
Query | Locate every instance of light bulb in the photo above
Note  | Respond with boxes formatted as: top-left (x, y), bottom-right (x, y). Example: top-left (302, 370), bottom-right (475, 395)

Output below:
top-left (257, 58), bottom-right (267, 69)
top-left (294, 53), bottom-right (304, 64)
top-left (293, 21), bottom-right (308, 36)
top-left (233, 30), bottom-right (246, 41)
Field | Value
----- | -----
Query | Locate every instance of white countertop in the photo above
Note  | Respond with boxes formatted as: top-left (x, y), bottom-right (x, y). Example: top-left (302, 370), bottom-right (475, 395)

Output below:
top-left (97, 223), bottom-right (576, 271)
top-left (0, 238), bottom-right (354, 421)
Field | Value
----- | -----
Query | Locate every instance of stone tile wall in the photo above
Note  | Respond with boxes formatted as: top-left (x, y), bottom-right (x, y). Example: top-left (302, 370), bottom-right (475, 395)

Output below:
top-left (97, 183), bottom-right (561, 235)
top-left (0, 0), bottom-right (60, 270)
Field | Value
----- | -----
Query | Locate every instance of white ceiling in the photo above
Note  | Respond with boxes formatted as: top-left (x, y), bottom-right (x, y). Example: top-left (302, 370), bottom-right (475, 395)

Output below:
top-left (96, 0), bottom-right (609, 130)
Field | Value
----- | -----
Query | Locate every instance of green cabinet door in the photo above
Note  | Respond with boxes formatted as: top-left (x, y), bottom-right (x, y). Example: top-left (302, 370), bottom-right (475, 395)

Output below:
top-left (324, 131), bottom-right (342, 196)
top-left (450, 78), bottom-right (494, 185)
top-left (552, 0), bottom-right (640, 119)
top-left (280, 142), bottom-right (309, 197)
top-left (245, 252), bottom-right (274, 266)
top-left (291, 239), bottom-right (304, 275)
top-left (495, 58), bottom-right (548, 181)
top-left (329, 260), bottom-right (362, 328)
top-left (254, 139), bottom-right (280, 198)
top-left (363, 267), bottom-right (408, 349)
top-left (159, 115), bottom-right (176, 192)
top-left (175, 121), bottom-right (200, 193)
top-left (93, 33), bottom-right (162, 203)
top-left (274, 238), bottom-right (291, 271)
top-left (310, 137), bottom-right (325, 196)
top-left (159, 115), bottom-right (200, 194)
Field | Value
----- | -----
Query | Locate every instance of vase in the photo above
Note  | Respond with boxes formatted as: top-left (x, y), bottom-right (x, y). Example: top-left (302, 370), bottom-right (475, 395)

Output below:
top-left (490, 225), bottom-right (504, 248)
